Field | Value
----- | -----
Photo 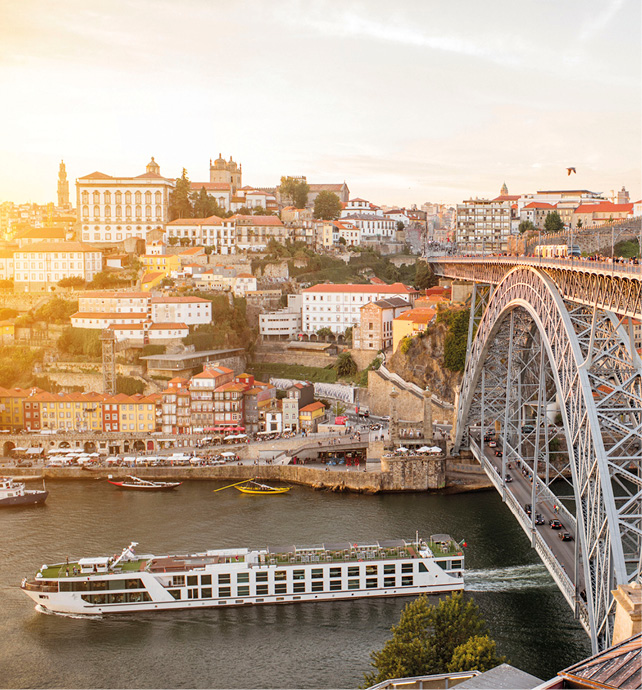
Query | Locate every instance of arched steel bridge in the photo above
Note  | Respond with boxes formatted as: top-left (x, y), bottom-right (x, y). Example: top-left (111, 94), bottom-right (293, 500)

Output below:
top-left (429, 256), bottom-right (641, 653)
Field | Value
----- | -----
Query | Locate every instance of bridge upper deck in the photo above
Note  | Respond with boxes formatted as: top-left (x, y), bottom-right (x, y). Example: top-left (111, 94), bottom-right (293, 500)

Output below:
top-left (428, 256), bottom-right (642, 318)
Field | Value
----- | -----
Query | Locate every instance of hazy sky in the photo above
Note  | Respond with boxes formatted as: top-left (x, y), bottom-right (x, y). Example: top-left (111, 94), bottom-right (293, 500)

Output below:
top-left (0, 0), bottom-right (640, 206)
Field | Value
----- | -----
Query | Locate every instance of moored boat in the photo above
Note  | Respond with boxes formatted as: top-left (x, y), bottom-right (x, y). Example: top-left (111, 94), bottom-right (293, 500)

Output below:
top-left (235, 480), bottom-right (290, 495)
top-left (107, 476), bottom-right (181, 491)
top-left (0, 476), bottom-right (48, 507)
top-left (21, 536), bottom-right (465, 616)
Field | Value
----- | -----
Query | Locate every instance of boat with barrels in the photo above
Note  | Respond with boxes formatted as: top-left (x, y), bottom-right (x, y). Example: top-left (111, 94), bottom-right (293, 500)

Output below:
top-left (107, 476), bottom-right (182, 491)
top-left (21, 536), bottom-right (465, 615)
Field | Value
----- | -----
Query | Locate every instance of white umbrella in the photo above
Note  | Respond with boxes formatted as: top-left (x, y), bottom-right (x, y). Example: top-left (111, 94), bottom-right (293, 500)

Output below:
top-left (397, 446), bottom-right (409, 452)
top-left (220, 451), bottom-right (236, 457)
top-left (429, 446), bottom-right (442, 453)
top-left (416, 446), bottom-right (431, 453)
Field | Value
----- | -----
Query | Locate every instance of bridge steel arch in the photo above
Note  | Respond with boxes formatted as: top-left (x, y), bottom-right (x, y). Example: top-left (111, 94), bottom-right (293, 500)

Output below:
top-left (452, 266), bottom-right (642, 653)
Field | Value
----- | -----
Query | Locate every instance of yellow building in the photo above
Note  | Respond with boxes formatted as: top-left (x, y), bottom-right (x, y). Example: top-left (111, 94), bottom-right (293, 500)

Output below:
top-left (28, 392), bottom-right (104, 432)
top-left (105, 393), bottom-right (157, 433)
top-left (0, 320), bottom-right (15, 342)
top-left (141, 271), bottom-right (165, 291)
top-left (0, 387), bottom-right (39, 431)
top-left (299, 401), bottom-right (326, 432)
top-left (392, 308), bottom-right (437, 352)
top-left (141, 253), bottom-right (180, 277)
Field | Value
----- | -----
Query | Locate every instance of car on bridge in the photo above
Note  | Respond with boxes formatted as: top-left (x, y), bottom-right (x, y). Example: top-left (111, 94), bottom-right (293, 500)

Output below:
top-left (525, 503), bottom-right (532, 515)
top-left (550, 519), bottom-right (563, 530)
top-left (559, 532), bottom-right (573, 541)
top-left (522, 424), bottom-right (535, 433)
top-left (494, 449), bottom-right (503, 457)
top-left (535, 514), bottom-right (545, 525)
top-left (488, 440), bottom-right (497, 447)
top-left (505, 473), bottom-right (513, 483)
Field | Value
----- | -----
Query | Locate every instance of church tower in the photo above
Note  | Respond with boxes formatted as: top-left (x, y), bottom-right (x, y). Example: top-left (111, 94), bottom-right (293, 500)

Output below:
top-left (209, 153), bottom-right (242, 193)
top-left (146, 157), bottom-right (161, 175)
top-left (500, 181), bottom-right (509, 196)
top-left (57, 160), bottom-right (70, 208)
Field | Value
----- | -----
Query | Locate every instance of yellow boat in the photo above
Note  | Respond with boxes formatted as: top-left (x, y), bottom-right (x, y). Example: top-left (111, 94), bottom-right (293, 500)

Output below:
top-left (235, 480), bottom-right (291, 495)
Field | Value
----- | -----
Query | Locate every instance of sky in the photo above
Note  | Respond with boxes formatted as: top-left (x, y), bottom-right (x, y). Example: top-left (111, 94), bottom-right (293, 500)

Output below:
top-left (0, 0), bottom-right (640, 207)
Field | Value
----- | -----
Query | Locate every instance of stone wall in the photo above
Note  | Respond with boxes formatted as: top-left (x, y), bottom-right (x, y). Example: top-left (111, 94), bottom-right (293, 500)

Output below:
top-left (380, 454), bottom-right (446, 490)
top-left (350, 349), bottom-right (379, 371)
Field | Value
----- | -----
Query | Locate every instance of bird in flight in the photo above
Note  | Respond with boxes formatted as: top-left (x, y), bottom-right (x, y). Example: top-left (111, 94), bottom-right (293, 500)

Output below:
top-left (567, 167), bottom-right (576, 175)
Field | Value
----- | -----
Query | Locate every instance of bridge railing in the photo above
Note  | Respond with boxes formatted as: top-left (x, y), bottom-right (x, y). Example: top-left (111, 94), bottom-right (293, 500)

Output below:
top-left (430, 255), bottom-right (642, 278)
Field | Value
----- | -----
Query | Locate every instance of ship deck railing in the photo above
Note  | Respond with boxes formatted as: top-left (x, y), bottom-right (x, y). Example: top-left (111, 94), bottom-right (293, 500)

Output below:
top-left (258, 541), bottom-right (462, 566)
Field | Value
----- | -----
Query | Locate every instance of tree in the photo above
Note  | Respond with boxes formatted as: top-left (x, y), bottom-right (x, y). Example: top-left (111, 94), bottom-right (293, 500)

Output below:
top-left (518, 220), bottom-right (536, 235)
top-left (168, 168), bottom-right (193, 221)
top-left (385, 264), bottom-right (401, 282)
top-left (313, 191), bottom-right (342, 220)
top-left (335, 352), bottom-right (357, 377)
top-left (442, 308), bottom-right (470, 372)
top-left (364, 596), bottom-right (435, 686)
top-left (34, 297), bottom-right (78, 324)
top-left (414, 262), bottom-right (437, 290)
top-left (116, 375), bottom-right (145, 396)
top-left (576, 219), bottom-right (583, 229)
top-left (338, 236), bottom-right (347, 246)
top-left (192, 187), bottom-right (222, 218)
top-left (237, 206), bottom-right (252, 216)
top-left (396, 220), bottom-right (405, 232)
top-left (364, 593), bottom-right (500, 687)
top-left (343, 326), bottom-right (353, 345)
top-left (58, 276), bottom-right (86, 288)
top-left (280, 176), bottom-right (310, 209)
top-left (447, 635), bottom-right (505, 673)
top-left (544, 211), bottom-right (564, 234)
top-left (316, 327), bottom-right (334, 338)
top-left (332, 401), bottom-right (347, 417)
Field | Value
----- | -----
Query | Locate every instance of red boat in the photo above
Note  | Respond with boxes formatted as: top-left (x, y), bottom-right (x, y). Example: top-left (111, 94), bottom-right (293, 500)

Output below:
top-left (107, 476), bottom-right (182, 491)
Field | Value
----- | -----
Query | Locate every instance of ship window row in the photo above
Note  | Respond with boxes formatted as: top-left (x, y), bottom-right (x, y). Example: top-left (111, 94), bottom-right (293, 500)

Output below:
top-left (171, 563), bottom-right (413, 588)
top-left (165, 576), bottom-right (415, 600)
top-left (60, 577), bottom-right (144, 592)
top-left (81, 592), bottom-right (152, 604)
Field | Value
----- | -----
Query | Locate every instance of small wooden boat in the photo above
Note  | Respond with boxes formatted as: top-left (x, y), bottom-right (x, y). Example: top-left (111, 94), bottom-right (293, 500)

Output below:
top-left (235, 480), bottom-right (290, 495)
top-left (107, 476), bottom-right (182, 491)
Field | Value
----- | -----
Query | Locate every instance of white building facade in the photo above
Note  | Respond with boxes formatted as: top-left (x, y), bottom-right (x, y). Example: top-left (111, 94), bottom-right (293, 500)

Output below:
top-left (302, 283), bottom-right (419, 334)
top-left (77, 158), bottom-right (175, 244)
top-left (14, 241), bottom-right (103, 291)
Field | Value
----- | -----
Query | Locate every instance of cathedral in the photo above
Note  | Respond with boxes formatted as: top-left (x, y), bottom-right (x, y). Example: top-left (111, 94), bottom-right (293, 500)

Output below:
top-left (209, 153), bottom-right (242, 192)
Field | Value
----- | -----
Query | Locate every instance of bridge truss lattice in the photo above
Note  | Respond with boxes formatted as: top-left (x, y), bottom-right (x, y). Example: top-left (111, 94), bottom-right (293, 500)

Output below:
top-left (452, 266), bottom-right (642, 653)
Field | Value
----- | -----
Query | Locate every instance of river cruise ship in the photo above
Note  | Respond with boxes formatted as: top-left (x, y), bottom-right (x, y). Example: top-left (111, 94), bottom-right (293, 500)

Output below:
top-left (21, 537), bottom-right (465, 616)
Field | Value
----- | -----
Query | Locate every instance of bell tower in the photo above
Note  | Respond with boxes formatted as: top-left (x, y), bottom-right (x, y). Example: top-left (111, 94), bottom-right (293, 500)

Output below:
top-left (146, 157), bottom-right (161, 175)
top-left (57, 160), bottom-right (70, 208)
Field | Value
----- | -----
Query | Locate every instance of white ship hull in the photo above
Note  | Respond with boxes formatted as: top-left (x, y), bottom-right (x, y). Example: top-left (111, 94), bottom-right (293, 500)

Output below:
top-left (22, 538), bottom-right (465, 616)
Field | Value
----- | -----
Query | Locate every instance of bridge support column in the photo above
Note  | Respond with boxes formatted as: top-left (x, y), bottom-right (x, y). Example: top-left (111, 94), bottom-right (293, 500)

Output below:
top-left (423, 388), bottom-right (433, 442)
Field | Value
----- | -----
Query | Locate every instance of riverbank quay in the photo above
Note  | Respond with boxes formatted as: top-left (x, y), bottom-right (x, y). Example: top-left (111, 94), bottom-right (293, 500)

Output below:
top-left (0, 457), bottom-right (491, 494)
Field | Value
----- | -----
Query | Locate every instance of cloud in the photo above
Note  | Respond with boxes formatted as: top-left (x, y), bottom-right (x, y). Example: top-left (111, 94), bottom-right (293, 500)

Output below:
top-left (577, 0), bottom-right (626, 42)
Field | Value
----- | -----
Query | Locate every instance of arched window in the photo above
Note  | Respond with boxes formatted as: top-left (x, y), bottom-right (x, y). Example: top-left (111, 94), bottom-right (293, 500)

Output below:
top-left (155, 205), bottom-right (161, 218)
top-left (145, 205), bottom-right (151, 218)
top-left (93, 191), bottom-right (100, 203)
top-left (135, 191), bottom-right (141, 204)
top-left (93, 206), bottom-right (100, 217)
top-left (145, 191), bottom-right (151, 203)
top-left (104, 191), bottom-right (111, 203)
top-left (82, 206), bottom-right (89, 218)
top-left (104, 205), bottom-right (111, 218)
top-left (125, 191), bottom-right (132, 203)
top-left (135, 205), bottom-right (142, 219)
top-left (81, 191), bottom-right (89, 204)
top-left (116, 205), bottom-right (122, 218)
top-left (115, 191), bottom-right (122, 203)
top-left (155, 191), bottom-right (161, 203)
top-left (126, 205), bottom-right (132, 218)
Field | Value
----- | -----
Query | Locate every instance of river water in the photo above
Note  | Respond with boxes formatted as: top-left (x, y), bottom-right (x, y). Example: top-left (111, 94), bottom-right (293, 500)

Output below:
top-left (1, 480), bottom-right (591, 689)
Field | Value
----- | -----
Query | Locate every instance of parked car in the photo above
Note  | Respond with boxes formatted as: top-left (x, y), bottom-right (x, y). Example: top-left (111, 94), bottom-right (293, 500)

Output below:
top-left (550, 519), bottom-right (563, 530)
top-left (535, 514), bottom-right (545, 525)
top-left (559, 532), bottom-right (573, 541)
